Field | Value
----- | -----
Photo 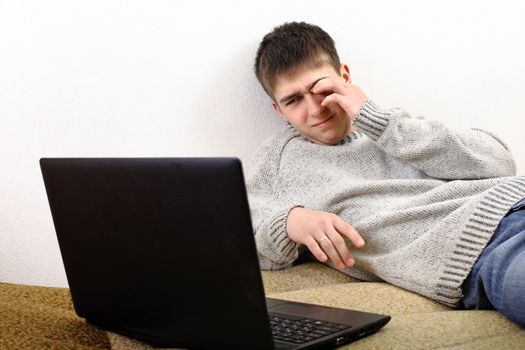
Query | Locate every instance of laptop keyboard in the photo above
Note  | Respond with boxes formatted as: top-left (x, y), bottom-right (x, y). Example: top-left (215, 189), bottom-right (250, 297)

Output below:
top-left (269, 315), bottom-right (351, 344)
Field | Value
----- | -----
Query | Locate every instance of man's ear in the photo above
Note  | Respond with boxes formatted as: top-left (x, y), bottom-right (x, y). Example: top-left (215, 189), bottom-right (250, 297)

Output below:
top-left (272, 101), bottom-right (289, 122)
top-left (340, 63), bottom-right (351, 83)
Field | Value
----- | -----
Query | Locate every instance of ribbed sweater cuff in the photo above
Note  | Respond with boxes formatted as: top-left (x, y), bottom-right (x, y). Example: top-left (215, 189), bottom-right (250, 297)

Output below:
top-left (354, 100), bottom-right (391, 141)
top-left (267, 206), bottom-right (302, 261)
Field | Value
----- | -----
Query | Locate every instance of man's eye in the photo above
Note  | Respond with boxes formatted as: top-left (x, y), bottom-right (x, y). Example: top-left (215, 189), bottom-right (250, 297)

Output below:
top-left (286, 96), bottom-right (300, 106)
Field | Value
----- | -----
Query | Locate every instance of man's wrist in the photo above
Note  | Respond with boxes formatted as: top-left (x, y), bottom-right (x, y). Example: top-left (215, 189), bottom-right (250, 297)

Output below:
top-left (285, 205), bottom-right (304, 238)
top-left (353, 100), bottom-right (390, 141)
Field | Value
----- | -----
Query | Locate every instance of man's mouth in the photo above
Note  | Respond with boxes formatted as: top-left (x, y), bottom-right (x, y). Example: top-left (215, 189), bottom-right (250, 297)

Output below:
top-left (312, 115), bottom-right (334, 128)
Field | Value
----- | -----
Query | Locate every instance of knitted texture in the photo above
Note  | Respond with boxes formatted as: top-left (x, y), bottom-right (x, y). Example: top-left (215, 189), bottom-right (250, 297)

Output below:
top-left (246, 100), bottom-right (525, 307)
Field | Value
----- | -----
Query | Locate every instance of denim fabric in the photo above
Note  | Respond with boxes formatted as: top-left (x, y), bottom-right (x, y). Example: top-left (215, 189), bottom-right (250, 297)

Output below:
top-left (461, 198), bottom-right (525, 327)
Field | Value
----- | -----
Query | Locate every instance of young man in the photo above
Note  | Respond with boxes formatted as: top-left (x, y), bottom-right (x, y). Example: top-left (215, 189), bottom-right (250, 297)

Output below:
top-left (247, 21), bottom-right (525, 327)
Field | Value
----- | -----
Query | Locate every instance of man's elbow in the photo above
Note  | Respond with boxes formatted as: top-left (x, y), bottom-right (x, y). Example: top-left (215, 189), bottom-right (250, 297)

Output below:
top-left (473, 156), bottom-right (517, 179)
top-left (258, 254), bottom-right (295, 270)
top-left (492, 155), bottom-right (517, 177)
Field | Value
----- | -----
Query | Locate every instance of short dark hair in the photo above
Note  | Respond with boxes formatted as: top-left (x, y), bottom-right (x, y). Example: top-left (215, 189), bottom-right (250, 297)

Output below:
top-left (254, 22), bottom-right (341, 98)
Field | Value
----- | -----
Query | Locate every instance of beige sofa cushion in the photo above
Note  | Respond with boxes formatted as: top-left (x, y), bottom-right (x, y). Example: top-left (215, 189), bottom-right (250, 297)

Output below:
top-left (5, 261), bottom-right (523, 349)
top-left (263, 262), bottom-right (525, 349)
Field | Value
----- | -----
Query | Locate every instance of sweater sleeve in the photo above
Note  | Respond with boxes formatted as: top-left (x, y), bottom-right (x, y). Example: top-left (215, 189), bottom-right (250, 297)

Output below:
top-left (354, 100), bottom-right (517, 180)
top-left (245, 129), bottom-right (303, 270)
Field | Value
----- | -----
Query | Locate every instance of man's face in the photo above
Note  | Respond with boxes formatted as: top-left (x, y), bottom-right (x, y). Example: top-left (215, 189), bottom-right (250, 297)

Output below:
top-left (271, 63), bottom-right (351, 145)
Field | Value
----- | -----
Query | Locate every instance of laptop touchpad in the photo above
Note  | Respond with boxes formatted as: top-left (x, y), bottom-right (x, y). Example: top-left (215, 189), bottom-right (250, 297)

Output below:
top-left (270, 303), bottom-right (326, 317)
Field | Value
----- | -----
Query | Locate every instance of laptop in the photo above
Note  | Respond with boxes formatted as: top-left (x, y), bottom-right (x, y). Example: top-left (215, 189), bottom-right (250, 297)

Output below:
top-left (40, 157), bottom-right (390, 349)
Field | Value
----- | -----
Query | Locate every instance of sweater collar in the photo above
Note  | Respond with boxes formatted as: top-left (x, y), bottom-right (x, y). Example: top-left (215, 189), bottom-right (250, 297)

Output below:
top-left (286, 123), bottom-right (361, 145)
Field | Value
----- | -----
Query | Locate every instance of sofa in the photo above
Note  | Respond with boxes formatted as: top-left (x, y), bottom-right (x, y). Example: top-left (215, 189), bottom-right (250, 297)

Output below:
top-left (1, 261), bottom-right (524, 349)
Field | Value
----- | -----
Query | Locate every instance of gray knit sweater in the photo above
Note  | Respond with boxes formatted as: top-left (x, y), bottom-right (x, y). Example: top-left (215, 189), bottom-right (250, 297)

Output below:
top-left (246, 100), bottom-right (525, 307)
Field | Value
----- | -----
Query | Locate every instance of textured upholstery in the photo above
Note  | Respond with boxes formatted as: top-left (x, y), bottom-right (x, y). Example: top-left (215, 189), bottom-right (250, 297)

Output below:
top-left (2, 263), bottom-right (524, 349)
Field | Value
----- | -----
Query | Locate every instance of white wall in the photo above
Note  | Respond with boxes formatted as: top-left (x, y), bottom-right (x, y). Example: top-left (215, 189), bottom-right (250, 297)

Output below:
top-left (1, 0), bottom-right (524, 287)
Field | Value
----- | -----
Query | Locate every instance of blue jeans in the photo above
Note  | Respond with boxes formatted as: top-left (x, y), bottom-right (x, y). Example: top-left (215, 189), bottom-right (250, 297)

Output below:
top-left (461, 198), bottom-right (525, 327)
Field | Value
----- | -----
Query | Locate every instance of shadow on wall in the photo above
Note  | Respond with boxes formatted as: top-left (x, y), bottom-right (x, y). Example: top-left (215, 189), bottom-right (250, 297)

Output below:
top-left (193, 44), bottom-right (285, 165)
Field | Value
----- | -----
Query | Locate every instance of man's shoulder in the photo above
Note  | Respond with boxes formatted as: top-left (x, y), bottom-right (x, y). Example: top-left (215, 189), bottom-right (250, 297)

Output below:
top-left (253, 127), bottom-right (300, 158)
top-left (247, 127), bottom-right (299, 175)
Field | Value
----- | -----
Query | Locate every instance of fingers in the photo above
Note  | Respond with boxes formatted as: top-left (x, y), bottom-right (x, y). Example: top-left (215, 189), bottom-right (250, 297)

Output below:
top-left (285, 207), bottom-right (364, 270)
top-left (334, 218), bottom-right (365, 249)
top-left (312, 78), bottom-right (366, 119)
top-left (311, 223), bottom-right (357, 270)
top-left (311, 76), bottom-right (347, 96)
top-left (305, 237), bottom-right (328, 263)
top-left (320, 93), bottom-right (344, 109)
top-left (323, 227), bottom-right (354, 269)
top-left (307, 235), bottom-right (348, 270)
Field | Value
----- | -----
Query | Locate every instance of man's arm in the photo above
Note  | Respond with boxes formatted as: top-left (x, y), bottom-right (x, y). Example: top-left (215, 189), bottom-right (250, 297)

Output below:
top-left (313, 78), bottom-right (516, 179)
top-left (246, 129), bottom-right (365, 270)
top-left (246, 130), bottom-right (302, 270)
top-left (286, 207), bottom-right (365, 270)
top-left (354, 100), bottom-right (516, 179)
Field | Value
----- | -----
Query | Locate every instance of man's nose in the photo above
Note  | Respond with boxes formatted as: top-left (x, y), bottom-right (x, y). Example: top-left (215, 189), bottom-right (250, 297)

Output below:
top-left (306, 93), bottom-right (325, 118)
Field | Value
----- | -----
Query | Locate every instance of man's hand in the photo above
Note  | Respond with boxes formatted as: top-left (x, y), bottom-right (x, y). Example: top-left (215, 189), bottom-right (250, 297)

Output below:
top-left (311, 77), bottom-right (368, 122)
top-left (286, 207), bottom-right (365, 270)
